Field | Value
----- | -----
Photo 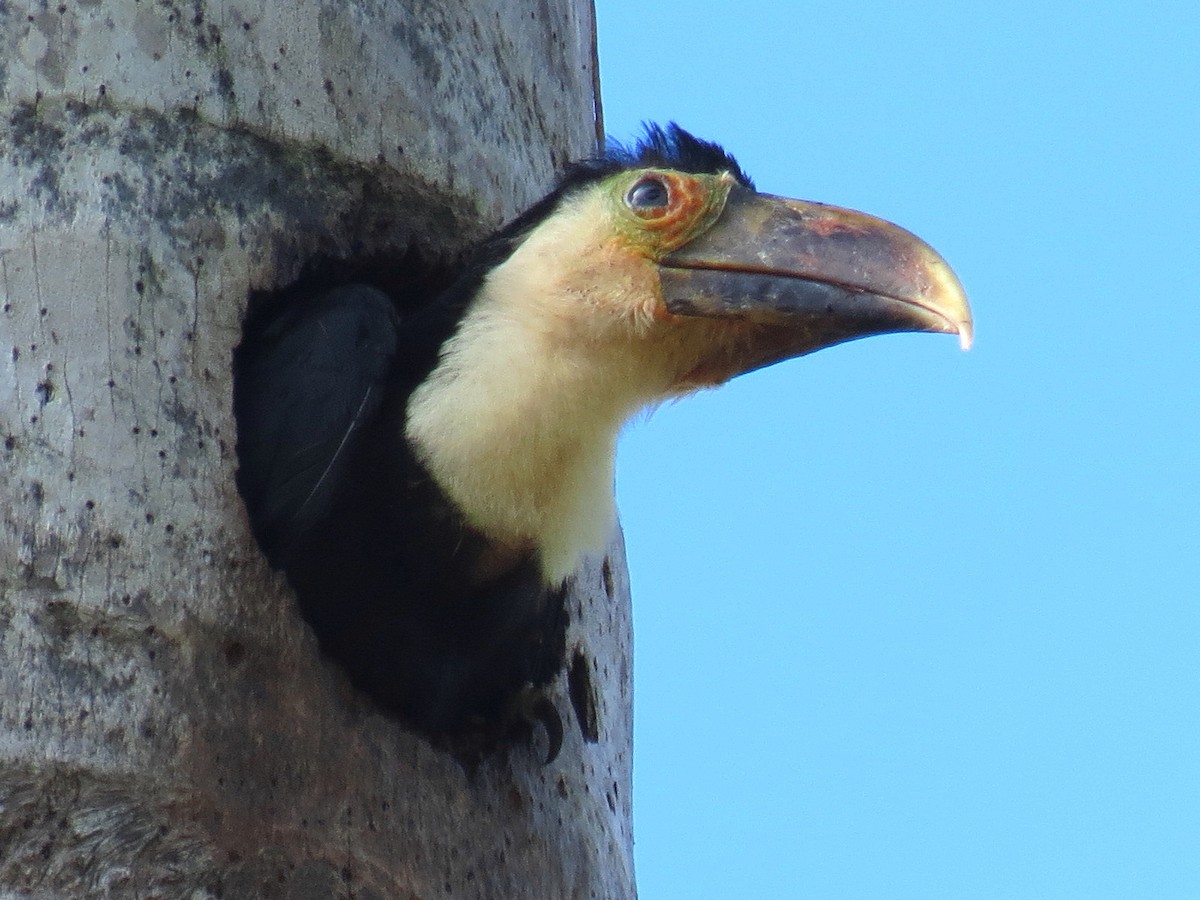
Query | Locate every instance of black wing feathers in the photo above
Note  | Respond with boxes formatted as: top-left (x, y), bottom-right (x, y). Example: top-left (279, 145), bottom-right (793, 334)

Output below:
top-left (233, 285), bottom-right (400, 564)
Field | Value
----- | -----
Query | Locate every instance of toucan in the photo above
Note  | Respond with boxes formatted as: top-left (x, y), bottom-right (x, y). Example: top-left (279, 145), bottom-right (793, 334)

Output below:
top-left (233, 124), bottom-right (971, 759)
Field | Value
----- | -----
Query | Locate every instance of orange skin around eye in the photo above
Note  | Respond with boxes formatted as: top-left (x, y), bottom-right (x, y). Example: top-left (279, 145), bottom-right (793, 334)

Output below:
top-left (603, 169), bottom-right (736, 326)
top-left (633, 171), bottom-right (726, 254)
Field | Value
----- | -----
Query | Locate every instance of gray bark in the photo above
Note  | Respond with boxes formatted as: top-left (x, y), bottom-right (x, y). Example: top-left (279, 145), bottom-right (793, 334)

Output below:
top-left (0, 2), bottom-right (635, 897)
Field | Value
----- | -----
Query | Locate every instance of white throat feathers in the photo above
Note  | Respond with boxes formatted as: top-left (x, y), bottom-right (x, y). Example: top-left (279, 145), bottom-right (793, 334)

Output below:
top-left (405, 190), bottom-right (700, 583)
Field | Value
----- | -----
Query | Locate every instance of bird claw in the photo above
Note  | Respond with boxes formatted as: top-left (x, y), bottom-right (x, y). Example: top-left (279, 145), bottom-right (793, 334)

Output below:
top-left (510, 687), bottom-right (563, 764)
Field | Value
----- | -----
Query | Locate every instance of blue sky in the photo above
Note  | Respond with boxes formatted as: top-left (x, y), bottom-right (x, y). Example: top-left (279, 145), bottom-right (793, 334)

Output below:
top-left (594, 1), bottom-right (1199, 897)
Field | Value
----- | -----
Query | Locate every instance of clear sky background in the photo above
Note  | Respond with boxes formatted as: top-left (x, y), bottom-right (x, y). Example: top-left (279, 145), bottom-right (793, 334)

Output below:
top-left (594, 2), bottom-right (1199, 897)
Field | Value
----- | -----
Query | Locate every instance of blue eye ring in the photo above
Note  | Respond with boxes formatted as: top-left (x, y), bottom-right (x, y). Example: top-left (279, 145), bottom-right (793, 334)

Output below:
top-left (625, 176), bottom-right (670, 211)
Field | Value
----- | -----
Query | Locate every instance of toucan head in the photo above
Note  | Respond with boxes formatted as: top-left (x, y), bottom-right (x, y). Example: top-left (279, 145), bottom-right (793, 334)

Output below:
top-left (483, 123), bottom-right (971, 398)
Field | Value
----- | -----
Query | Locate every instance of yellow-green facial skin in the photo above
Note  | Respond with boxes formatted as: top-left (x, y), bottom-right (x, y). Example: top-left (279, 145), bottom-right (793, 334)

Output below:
top-left (603, 169), bottom-right (738, 260)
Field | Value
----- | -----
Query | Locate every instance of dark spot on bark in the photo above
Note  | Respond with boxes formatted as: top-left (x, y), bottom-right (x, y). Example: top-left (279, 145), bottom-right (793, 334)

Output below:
top-left (568, 650), bottom-right (599, 743)
top-left (224, 641), bottom-right (245, 666)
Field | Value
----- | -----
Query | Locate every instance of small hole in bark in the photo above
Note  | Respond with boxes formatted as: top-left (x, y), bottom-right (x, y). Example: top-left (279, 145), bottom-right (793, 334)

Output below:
top-left (568, 650), bottom-right (600, 743)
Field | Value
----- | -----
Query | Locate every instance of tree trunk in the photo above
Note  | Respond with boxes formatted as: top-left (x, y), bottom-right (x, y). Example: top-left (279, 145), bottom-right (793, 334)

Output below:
top-left (0, 2), bottom-right (634, 897)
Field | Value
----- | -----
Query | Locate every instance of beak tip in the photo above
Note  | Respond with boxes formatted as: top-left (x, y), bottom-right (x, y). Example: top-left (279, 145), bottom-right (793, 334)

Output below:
top-left (958, 324), bottom-right (974, 351)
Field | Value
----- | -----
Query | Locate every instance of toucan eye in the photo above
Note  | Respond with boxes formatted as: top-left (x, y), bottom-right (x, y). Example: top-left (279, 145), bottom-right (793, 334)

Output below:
top-left (625, 177), bottom-right (670, 213)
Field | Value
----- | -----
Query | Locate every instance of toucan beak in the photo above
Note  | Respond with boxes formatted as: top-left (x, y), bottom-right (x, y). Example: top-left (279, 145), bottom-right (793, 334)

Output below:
top-left (658, 185), bottom-right (972, 375)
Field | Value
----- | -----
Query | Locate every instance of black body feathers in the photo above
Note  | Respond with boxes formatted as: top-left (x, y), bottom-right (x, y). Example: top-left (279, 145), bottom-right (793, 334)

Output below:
top-left (235, 285), bottom-right (566, 740)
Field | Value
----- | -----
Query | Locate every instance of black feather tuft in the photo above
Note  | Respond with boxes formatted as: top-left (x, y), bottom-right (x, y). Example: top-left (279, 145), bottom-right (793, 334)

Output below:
top-left (551, 122), bottom-right (753, 201)
top-left (606, 122), bottom-right (754, 188)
